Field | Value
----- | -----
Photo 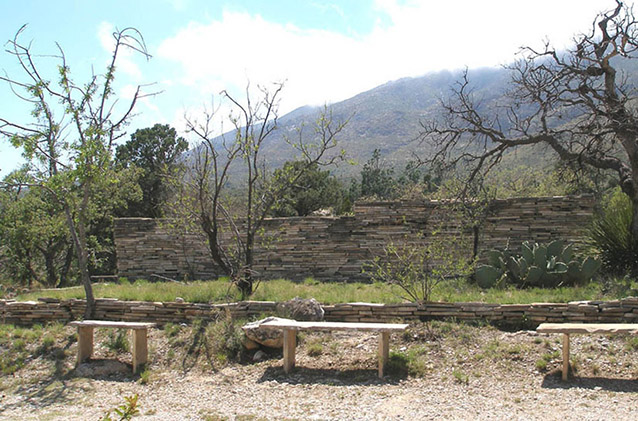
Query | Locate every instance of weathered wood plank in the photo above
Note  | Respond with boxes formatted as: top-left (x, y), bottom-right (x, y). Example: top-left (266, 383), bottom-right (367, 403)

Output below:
top-left (562, 333), bottom-right (570, 381)
top-left (537, 323), bottom-right (638, 334)
top-left (70, 320), bottom-right (155, 330)
top-left (77, 326), bottom-right (94, 364)
top-left (132, 329), bottom-right (148, 373)
top-left (260, 320), bottom-right (408, 332)
top-left (378, 331), bottom-right (390, 378)
top-left (283, 328), bottom-right (296, 373)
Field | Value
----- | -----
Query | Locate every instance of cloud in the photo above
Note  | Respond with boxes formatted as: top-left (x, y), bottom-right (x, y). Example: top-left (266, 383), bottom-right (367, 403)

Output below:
top-left (156, 1), bottom-right (626, 114)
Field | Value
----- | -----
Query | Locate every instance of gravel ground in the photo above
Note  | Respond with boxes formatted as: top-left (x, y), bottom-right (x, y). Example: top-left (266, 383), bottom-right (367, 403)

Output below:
top-left (1, 323), bottom-right (637, 420)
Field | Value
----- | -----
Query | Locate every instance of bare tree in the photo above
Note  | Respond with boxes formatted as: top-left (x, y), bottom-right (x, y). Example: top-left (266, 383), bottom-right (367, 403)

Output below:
top-left (170, 84), bottom-right (348, 297)
top-left (419, 1), bottom-right (638, 272)
top-left (0, 26), bottom-right (155, 317)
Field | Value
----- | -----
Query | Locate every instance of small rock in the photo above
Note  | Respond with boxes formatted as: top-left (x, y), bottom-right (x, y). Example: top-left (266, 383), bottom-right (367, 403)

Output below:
top-left (253, 350), bottom-right (267, 362)
top-left (175, 297), bottom-right (185, 303)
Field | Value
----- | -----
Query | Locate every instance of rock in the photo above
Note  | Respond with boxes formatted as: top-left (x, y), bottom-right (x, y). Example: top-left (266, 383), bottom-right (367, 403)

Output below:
top-left (276, 297), bottom-right (324, 321)
top-left (311, 208), bottom-right (333, 216)
top-left (243, 337), bottom-right (260, 351)
top-left (175, 297), bottom-right (185, 303)
top-left (252, 350), bottom-right (267, 362)
top-left (75, 360), bottom-right (130, 377)
top-left (242, 317), bottom-right (293, 348)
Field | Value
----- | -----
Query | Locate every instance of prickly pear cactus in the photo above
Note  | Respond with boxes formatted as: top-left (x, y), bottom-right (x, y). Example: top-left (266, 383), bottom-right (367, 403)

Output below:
top-left (476, 240), bottom-right (600, 289)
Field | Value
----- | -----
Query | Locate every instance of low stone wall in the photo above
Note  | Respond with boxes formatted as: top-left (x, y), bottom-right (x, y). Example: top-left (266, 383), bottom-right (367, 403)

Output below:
top-left (3, 297), bottom-right (638, 327)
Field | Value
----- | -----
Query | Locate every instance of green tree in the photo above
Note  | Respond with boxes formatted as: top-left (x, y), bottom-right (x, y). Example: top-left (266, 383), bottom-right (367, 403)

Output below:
top-left (359, 149), bottom-right (396, 200)
top-left (270, 161), bottom-right (343, 217)
top-left (116, 124), bottom-right (188, 218)
top-left (0, 170), bottom-right (74, 288)
top-left (0, 26), bottom-right (152, 317)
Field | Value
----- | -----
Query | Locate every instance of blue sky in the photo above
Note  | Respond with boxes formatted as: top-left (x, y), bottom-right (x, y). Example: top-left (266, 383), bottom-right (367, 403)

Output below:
top-left (0, 0), bottom-right (628, 175)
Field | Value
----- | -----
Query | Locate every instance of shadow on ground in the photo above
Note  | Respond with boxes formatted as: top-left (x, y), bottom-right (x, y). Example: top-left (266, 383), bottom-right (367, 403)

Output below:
top-left (257, 366), bottom-right (405, 386)
top-left (542, 372), bottom-right (638, 392)
top-left (0, 349), bottom-right (141, 417)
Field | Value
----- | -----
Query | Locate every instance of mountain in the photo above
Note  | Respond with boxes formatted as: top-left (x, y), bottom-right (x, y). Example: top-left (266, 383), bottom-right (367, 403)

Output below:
top-left (199, 59), bottom-right (637, 179)
top-left (250, 67), bottom-right (510, 177)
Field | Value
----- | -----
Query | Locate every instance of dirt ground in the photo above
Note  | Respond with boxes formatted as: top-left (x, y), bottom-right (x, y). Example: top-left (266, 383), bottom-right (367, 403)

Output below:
top-left (1, 321), bottom-right (638, 420)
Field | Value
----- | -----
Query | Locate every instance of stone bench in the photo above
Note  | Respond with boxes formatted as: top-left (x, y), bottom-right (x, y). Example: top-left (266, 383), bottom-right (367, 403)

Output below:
top-left (536, 323), bottom-right (638, 380)
top-left (69, 320), bottom-right (156, 373)
top-left (259, 320), bottom-right (409, 378)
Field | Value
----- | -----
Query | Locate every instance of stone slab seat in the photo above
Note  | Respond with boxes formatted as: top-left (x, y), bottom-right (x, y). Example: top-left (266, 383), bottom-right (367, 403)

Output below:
top-left (69, 320), bottom-right (156, 373)
top-left (536, 323), bottom-right (638, 381)
top-left (259, 320), bottom-right (408, 378)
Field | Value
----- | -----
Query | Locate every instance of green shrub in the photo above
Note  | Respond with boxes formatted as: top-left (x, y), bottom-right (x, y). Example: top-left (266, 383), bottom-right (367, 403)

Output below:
top-left (206, 314), bottom-right (245, 365)
top-left (305, 337), bottom-right (324, 357)
top-left (163, 323), bottom-right (181, 339)
top-left (366, 230), bottom-right (474, 303)
top-left (535, 359), bottom-right (548, 371)
top-left (35, 335), bottom-right (56, 356)
top-left (386, 351), bottom-right (409, 376)
top-left (587, 188), bottom-right (638, 276)
top-left (106, 330), bottom-right (130, 353)
top-left (138, 368), bottom-right (152, 385)
top-left (0, 354), bottom-right (25, 375)
top-left (452, 369), bottom-right (469, 385)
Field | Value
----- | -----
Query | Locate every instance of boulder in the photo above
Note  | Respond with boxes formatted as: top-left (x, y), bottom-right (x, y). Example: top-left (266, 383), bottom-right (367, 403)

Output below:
top-left (276, 297), bottom-right (324, 321)
top-left (242, 337), bottom-right (260, 351)
top-left (242, 317), bottom-right (293, 348)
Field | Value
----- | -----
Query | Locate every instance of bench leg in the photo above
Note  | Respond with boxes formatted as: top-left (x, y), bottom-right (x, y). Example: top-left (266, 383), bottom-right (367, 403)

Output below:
top-left (132, 329), bottom-right (148, 373)
top-left (562, 333), bottom-right (570, 381)
top-left (77, 326), bottom-right (94, 366)
top-left (283, 328), bottom-right (296, 373)
top-left (378, 331), bottom-right (390, 378)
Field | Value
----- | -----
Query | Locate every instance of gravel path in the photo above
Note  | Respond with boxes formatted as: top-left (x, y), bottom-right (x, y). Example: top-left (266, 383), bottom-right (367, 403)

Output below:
top-left (1, 325), bottom-right (637, 420)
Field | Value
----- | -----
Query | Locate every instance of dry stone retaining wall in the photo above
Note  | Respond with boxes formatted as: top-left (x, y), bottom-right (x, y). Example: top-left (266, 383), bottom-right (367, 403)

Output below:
top-left (114, 195), bottom-right (595, 281)
top-left (3, 297), bottom-right (638, 327)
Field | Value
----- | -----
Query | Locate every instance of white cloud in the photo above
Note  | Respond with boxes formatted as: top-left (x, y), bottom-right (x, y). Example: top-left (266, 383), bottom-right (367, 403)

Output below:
top-left (157, 1), bottom-right (630, 115)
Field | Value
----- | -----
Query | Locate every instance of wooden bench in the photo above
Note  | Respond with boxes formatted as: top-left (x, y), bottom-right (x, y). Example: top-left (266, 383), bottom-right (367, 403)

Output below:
top-left (259, 320), bottom-right (409, 378)
top-left (69, 320), bottom-right (156, 373)
top-left (536, 323), bottom-right (638, 380)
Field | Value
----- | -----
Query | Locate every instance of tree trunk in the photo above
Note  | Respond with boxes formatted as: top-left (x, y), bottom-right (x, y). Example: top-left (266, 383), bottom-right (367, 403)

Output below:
top-left (44, 248), bottom-right (57, 288)
top-left (62, 205), bottom-right (95, 319)
top-left (239, 231), bottom-right (255, 298)
top-left (57, 245), bottom-right (74, 288)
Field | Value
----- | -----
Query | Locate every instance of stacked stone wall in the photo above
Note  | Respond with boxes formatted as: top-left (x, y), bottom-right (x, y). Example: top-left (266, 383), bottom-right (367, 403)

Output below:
top-left (114, 195), bottom-right (595, 282)
top-left (3, 298), bottom-right (638, 327)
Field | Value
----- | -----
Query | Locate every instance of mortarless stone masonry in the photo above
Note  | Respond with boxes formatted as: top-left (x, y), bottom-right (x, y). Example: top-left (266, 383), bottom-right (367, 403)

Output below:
top-left (2, 298), bottom-right (638, 327)
top-left (114, 196), bottom-right (595, 281)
